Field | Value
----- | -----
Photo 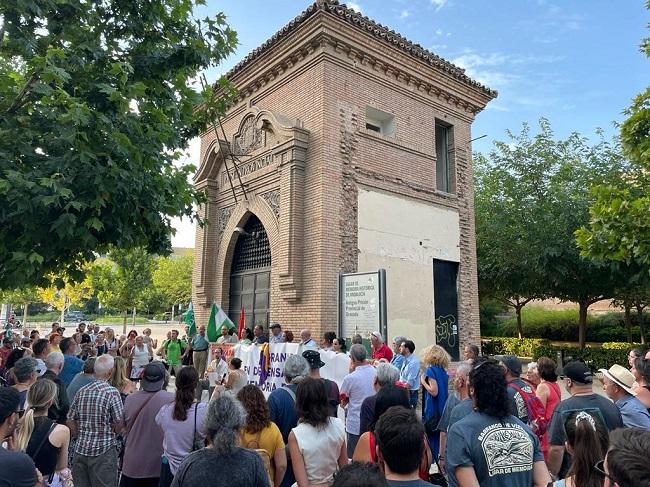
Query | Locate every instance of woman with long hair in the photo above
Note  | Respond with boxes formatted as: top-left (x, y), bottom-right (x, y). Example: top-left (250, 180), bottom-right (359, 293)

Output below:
top-left (332, 338), bottom-right (346, 354)
top-left (15, 379), bottom-right (71, 487)
top-left (446, 360), bottom-right (550, 487)
top-left (155, 366), bottom-right (208, 487)
top-left (119, 330), bottom-right (138, 359)
top-left (553, 411), bottom-right (608, 487)
top-left (535, 356), bottom-right (562, 459)
top-left (170, 394), bottom-right (269, 487)
top-left (420, 344), bottom-right (450, 458)
top-left (289, 377), bottom-right (347, 487)
top-left (237, 385), bottom-right (287, 487)
top-left (104, 327), bottom-right (119, 355)
top-left (631, 357), bottom-right (650, 408)
top-left (109, 356), bottom-right (135, 401)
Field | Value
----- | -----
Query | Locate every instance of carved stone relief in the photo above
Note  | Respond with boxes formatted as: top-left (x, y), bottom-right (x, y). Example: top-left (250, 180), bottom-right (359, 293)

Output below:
top-left (260, 190), bottom-right (280, 220)
top-left (217, 206), bottom-right (234, 239)
top-left (233, 116), bottom-right (266, 155)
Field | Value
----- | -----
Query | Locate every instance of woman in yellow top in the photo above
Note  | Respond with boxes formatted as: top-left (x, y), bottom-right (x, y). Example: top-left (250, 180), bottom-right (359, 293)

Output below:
top-left (236, 385), bottom-right (287, 487)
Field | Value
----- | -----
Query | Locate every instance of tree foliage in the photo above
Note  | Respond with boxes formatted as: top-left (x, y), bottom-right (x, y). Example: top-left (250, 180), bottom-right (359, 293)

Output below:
top-left (89, 247), bottom-right (154, 330)
top-left (0, 286), bottom-right (40, 325)
top-left (152, 252), bottom-right (193, 309)
top-left (475, 119), bottom-right (629, 346)
top-left (0, 0), bottom-right (237, 287)
top-left (37, 273), bottom-right (93, 318)
top-left (577, 1), bottom-right (650, 266)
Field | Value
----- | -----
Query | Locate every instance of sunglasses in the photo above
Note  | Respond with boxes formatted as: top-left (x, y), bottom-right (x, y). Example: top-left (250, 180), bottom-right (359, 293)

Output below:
top-left (594, 459), bottom-right (617, 484)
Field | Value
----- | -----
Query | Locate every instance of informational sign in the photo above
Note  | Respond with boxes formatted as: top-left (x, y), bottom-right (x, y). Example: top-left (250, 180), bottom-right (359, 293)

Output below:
top-left (209, 343), bottom-right (350, 398)
top-left (337, 269), bottom-right (387, 340)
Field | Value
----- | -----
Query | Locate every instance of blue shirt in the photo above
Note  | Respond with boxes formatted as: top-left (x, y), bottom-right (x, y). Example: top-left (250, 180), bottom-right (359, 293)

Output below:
top-left (616, 394), bottom-right (650, 430)
top-left (191, 334), bottom-right (209, 351)
top-left (400, 353), bottom-right (421, 391)
top-left (390, 353), bottom-right (405, 371)
top-left (59, 355), bottom-right (84, 386)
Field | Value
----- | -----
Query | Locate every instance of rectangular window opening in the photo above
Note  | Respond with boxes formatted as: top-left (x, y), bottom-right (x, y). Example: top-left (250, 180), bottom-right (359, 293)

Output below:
top-left (435, 121), bottom-right (455, 193)
top-left (365, 106), bottom-right (395, 137)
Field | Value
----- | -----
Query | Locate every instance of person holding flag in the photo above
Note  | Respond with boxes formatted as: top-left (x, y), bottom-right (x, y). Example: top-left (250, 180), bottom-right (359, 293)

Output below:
top-left (206, 302), bottom-right (236, 342)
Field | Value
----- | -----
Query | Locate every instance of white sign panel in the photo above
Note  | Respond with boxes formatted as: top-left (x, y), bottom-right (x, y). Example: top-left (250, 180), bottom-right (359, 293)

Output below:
top-left (339, 270), bottom-right (386, 339)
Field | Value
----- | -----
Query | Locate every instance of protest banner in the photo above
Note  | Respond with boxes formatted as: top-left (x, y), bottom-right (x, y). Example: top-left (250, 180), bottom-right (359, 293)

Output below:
top-left (209, 342), bottom-right (351, 397)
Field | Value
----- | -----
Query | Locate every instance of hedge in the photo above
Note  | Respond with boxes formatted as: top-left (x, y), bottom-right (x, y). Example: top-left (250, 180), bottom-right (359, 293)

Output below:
top-left (481, 337), bottom-right (644, 371)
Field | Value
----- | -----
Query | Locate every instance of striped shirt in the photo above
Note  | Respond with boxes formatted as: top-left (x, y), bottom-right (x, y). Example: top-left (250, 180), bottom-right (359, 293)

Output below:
top-left (68, 380), bottom-right (123, 456)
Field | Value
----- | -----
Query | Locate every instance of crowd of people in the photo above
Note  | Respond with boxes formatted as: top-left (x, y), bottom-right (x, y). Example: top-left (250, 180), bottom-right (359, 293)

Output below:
top-left (1, 320), bottom-right (650, 487)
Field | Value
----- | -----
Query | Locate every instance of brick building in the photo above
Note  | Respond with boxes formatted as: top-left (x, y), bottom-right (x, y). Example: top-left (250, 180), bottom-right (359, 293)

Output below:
top-left (192, 0), bottom-right (495, 359)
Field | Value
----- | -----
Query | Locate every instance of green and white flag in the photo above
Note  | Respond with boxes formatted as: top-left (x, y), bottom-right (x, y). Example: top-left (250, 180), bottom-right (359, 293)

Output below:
top-left (184, 302), bottom-right (196, 337)
top-left (207, 302), bottom-right (234, 342)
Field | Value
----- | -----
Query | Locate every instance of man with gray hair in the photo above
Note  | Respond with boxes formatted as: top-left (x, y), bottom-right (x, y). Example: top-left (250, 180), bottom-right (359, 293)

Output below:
top-left (268, 353), bottom-right (310, 487)
top-left (359, 362), bottom-right (400, 434)
top-left (11, 357), bottom-right (38, 411)
top-left (438, 361), bottom-right (472, 475)
top-left (41, 351), bottom-right (69, 423)
top-left (390, 335), bottom-right (407, 371)
top-left (68, 353), bottom-right (124, 487)
top-left (171, 394), bottom-right (268, 487)
top-left (341, 344), bottom-right (377, 457)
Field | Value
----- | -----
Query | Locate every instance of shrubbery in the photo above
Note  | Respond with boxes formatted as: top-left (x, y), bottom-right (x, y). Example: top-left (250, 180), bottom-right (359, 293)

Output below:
top-left (483, 306), bottom-right (645, 343)
top-left (481, 337), bottom-right (644, 371)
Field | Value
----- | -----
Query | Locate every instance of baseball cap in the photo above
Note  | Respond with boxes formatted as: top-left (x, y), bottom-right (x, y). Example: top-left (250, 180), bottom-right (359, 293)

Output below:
top-left (141, 361), bottom-right (167, 392)
top-left (563, 360), bottom-right (593, 384)
top-left (496, 355), bottom-right (522, 376)
top-left (302, 349), bottom-right (325, 369)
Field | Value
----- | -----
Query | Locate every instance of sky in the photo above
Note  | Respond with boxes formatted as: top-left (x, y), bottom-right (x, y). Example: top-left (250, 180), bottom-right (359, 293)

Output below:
top-left (171, 0), bottom-right (649, 247)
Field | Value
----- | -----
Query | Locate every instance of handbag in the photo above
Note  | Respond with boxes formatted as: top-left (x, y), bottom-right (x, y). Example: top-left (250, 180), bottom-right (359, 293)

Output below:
top-left (424, 413), bottom-right (441, 437)
top-left (191, 404), bottom-right (203, 451)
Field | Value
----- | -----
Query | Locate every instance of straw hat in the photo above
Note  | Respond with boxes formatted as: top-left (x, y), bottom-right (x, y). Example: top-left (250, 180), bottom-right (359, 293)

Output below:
top-left (598, 364), bottom-right (635, 395)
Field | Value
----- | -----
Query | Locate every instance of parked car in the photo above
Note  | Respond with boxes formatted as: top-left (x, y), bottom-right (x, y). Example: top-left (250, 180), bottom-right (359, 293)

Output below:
top-left (64, 311), bottom-right (85, 322)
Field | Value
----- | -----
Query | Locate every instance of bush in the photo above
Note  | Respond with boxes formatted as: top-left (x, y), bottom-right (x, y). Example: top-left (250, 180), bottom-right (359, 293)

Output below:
top-left (488, 306), bottom-right (645, 343)
top-left (481, 337), bottom-right (645, 371)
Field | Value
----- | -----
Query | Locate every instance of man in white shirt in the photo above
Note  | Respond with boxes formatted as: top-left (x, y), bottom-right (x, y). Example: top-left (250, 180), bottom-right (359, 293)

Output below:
top-left (340, 344), bottom-right (376, 458)
top-left (299, 329), bottom-right (316, 348)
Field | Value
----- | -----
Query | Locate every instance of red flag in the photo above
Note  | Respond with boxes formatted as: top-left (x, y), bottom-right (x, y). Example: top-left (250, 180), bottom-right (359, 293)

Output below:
top-left (238, 306), bottom-right (245, 340)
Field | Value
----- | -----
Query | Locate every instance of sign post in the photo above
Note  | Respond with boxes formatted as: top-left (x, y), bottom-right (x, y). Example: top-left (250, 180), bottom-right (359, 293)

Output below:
top-left (337, 269), bottom-right (387, 340)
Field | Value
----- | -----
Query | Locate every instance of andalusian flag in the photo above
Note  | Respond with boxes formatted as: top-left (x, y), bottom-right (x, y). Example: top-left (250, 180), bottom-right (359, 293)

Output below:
top-left (185, 302), bottom-right (196, 337)
top-left (206, 302), bottom-right (235, 342)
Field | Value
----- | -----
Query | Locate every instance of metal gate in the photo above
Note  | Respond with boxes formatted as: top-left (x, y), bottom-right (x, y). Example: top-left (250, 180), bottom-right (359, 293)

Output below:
top-left (228, 215), bottom-right (271, 330)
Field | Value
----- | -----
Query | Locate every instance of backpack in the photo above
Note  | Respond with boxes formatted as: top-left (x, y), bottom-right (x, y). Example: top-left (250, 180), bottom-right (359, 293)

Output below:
top-left (245, 431), bottom-right (273, 485)
top-left (508, 382), bottom-right (548, 440)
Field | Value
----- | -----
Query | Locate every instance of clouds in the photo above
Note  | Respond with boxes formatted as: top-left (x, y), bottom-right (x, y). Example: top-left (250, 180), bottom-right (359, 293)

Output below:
top-left (399, 9), bottom-right (409, 19)
top-left (430, 0), bottom-right (449, 11)
top-left (347, 1), bottom-right (363, 13)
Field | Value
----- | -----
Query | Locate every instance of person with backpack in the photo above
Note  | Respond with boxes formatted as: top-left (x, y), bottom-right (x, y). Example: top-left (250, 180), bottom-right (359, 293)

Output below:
top-left (237, 385), bottom-right (287, 487)
top-left (498, 355), bottom-right (549, 443)
top-left (161, 330), bottom-right (187, 377)
top-left (446, 359), bottom-right (551, 487)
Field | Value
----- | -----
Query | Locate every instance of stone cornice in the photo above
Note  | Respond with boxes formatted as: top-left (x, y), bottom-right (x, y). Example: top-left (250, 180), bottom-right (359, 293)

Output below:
top-left (226, 1), bottom-right (496, 100)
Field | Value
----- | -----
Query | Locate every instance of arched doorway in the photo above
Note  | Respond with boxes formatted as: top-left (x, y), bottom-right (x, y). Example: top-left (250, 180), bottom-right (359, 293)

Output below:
top-left (228, 215), bottom-right (271, 330)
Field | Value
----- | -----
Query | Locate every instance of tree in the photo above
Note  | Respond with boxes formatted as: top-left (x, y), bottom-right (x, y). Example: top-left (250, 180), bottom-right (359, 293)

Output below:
top-left (0, 1), bottom-right (237, 288)
top-left (0, 286), bottom-right (40, 326)
top-left (152, 253), bottom-right (193, 321)
top-left (90, 247), bottom-right (154, 333)
top-left (577, 2), bottom-right (650, 267)
top-left (476, 119), bottom-right (628, 347)
top-left (38, 274), bottom-right (93, 324)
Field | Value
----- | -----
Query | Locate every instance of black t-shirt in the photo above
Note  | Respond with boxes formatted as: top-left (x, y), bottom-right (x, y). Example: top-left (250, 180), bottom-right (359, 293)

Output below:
top-left (0, 447), bottom-right (38, 487)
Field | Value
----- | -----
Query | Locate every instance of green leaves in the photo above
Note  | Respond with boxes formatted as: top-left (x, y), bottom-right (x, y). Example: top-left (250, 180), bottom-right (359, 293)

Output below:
top-left (0, 0), bottom-right (237, 287)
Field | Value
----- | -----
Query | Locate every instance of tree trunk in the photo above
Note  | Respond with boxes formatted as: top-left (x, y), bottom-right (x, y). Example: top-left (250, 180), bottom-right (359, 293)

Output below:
top-left (171, 304), bottom-right (175, 323)
top-left (624, 304), bottom-right (633, 344)
top-left (637, 305), bottom-right (646, 345)
top-left (578, 301), bottom-right (589, 349)
top-left (122, 310), bottom-right (128, 335)
top-left (516, 305), bottom-right (523, 339)
top-left (22, 304), bottom-right (28, 327)
top-left (131, 307), bottom-right (136, 327)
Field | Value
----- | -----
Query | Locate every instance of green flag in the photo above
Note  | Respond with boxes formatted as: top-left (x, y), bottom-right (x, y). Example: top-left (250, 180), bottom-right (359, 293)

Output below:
top-left (207, 302), bottom-right (234, 342)
top-left (184, 302), bottom-right (196, 337)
